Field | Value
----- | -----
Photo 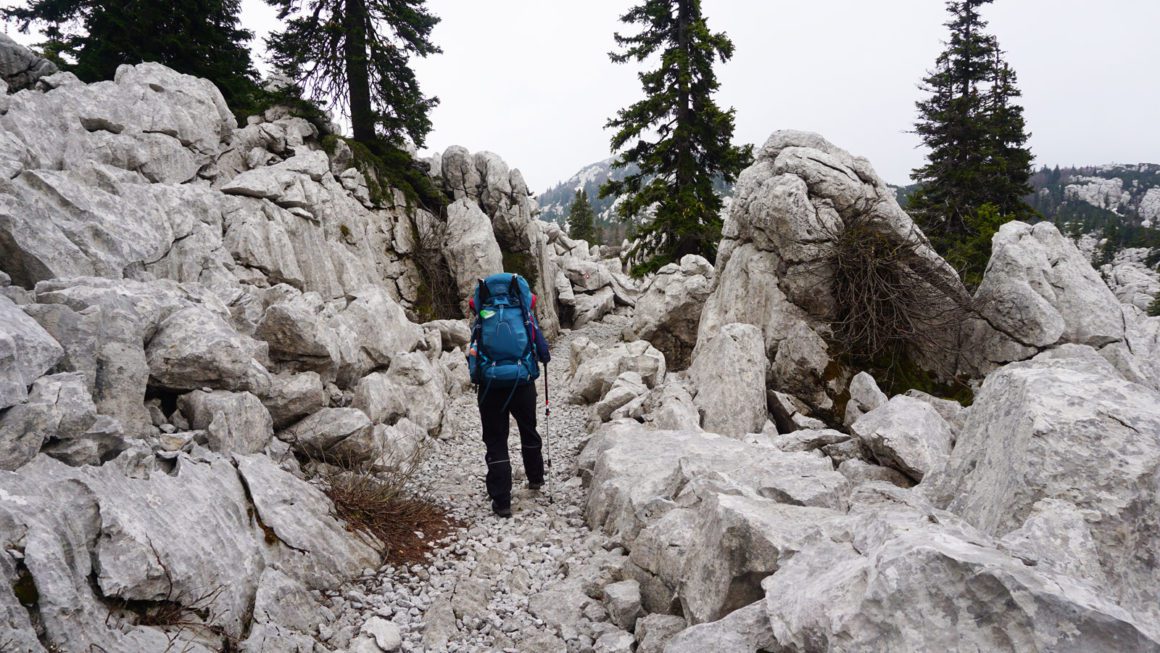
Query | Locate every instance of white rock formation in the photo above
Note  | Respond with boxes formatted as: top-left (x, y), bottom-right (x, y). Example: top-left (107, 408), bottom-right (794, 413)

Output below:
top-left (631, 255), bottom-right (714, 368)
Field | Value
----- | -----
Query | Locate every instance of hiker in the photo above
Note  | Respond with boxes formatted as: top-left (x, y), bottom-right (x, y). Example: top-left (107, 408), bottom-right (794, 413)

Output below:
top-left (466, 273), bottom-right (551, 518)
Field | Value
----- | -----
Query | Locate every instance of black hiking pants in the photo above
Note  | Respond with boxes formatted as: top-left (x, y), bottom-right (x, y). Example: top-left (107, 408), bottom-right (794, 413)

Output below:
top-left (478, 382), bottom-right (544, 510)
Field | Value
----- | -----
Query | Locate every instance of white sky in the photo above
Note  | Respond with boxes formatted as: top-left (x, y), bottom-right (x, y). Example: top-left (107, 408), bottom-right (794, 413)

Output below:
top-left (6, 1), bottom-right (1159, 191)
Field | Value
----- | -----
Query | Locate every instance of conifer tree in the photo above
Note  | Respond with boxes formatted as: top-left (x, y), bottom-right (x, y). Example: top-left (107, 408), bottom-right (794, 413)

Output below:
top-left (265, 0), bottom-right (440, 147)
top-left (567, 190), bottom-right (599, 244)
top-left (3, 0), bottom-right (259, 114)
top-left (908, 0), bottom-right (1035, 284)
top-left (600, 0), bottom-right (752, 275)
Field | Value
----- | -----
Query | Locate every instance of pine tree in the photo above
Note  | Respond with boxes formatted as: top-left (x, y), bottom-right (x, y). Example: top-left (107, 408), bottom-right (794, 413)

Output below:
top-left (266, 0), bottom-right (440, 147)
top-left (599, 0), bottom-right (752, 275)
top-left (3, 0), bottom-right (259, 116)
top-left (908, 0), bottom-right (1035, 283)
top-left (567, 190), bottom-right (598, 244)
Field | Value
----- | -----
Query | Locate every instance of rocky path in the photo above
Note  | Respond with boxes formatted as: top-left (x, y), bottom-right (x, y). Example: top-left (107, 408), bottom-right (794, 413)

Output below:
top-left (325, 320), bottom-right (627, 652)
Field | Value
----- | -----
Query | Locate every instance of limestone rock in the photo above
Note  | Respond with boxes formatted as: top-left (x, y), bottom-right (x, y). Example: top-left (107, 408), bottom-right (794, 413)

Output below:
top-left (442, 198), bottom-right (504, 307)
top-left (146, 305), bottom-right (269, 393)
top-left (569, 340), bottom-right (666, 404)
top-left (0, 31), bottom-right (59, 91)
top-left (235, 454), bottom-right (381, 588)
top-left (572, 286), bottom-right (616, 328)
top-left (688, 323), bottom-right (766, 437)
top-left (262, 371), bottom-right (326, 429)
top-left (177, 390), bottom-right (273, 455)
top-left (0, 294), bottom-right (64, 410)
top-left (603, 579), bottom-right (643, 631)
top-left (594, 372), bottom-right (648, 423)
top-left (963, 221), bottom-right (1126, 377)
top-left (0, 372), bottom-right (99, 470)
top-left (928, 346), bottom-right (1160, 621)
top-left (280, 407), bottom-right (375, 463)
top-left (843, 371), bottom-right (887, 426)
top-left (424, 319), bottom-right (471, 351)
top-left (851, 395), bottom-right (954, 482)
top-left (631, 255), bottom-right (714, 369)
top-left (635, 613), bottom-right (686, 653)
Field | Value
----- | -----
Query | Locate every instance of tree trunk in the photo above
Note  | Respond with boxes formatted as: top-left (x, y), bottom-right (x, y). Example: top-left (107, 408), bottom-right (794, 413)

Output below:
top-left (675, 0), bottom-right (692, 191)
top-left (344, 0), bottom-right (375, 143)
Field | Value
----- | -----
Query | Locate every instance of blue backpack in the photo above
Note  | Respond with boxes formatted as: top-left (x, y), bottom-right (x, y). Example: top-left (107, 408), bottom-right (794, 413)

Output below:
top-left (468, 273), bottom-right (542, 388)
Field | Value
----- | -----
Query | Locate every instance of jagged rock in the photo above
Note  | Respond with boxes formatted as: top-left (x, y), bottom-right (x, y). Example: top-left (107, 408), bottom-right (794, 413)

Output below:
top-left (420, 598), bottom-right (457, 650)
top-left (0, 32), bottom-right (58, 91)
top-left (279, 407), bottom-right (375, 463)
top-left (843, 371), bottom-right (887, 426)
top-left (663, 601), bottom-right (774, 653)
top-left (758, 486), bottom-right (1160, 652)
top-left (850, 395), bottom-right (954, 482)
top-left (569, 340), bottom-right (666, 404)
top-left (335, 286), bottom-right (424, 380)
top-left (837, 458), bottom-right (913, 488)
top-left (222, 151), bottom-right (330, 210)
top-left (603, 579), bottom-right (644, 631)
top-left (424, 319), bottom-right (471, 351)
top-left (998, 498), bottom-right (1109, 587)
top-left (242, 567), bottom-right (328, 650)
top-left (0, 454), bottom-right (264, 646)
top-left (694, 131), bottom-right (966, 413)
top-left (352, 352), bottom-right (445, 436)
top-left (262, 371), bottom-right (326, 429)
top-left (688, 323), bottom-right (766, 437)
top-left (902, 388), bottom-right (964, 427)
top-left (177, 390), bottom-right (273, 455)
top-left (562, 257), bottom-right (613, 293)
top-left (361, 616), bottom-right (403, 651)
top-left (256, 291), bottom-right (345, 378)
top-left (442, 198), bottom-right (504, 307)
top-left (594, 629), bottom-right (635, 653)
top-left (926, 346), bottom-right (1160, 621)
top-left (632, 255), bottom-right (714, 369)
top-left (0, 372), bottom-right (99, 470)
top-left (572, 286), bottom-right (616, 328)
top-left (374, 418), bottom-right (426, 467)
top-left (640, 379), bottom-right (701, 432)
top-left (962, 221), bottom-right (1126, 377)
top-left (146, 305), bottom-right (270, 394)
top-left (769, 428), bottom-right (850, 453)
top-left (583, 422), bottom-right (849, 547)
top-left (528, 577), bottom-right (597, 638)
top-left (0, 293), bottom-right (64, 410)
top-left (235, 455), bottom-right (380, 588)
top-left (635, 613), bottom-right (686, 653)
top-left (594, 372), bottom-right (648, 422)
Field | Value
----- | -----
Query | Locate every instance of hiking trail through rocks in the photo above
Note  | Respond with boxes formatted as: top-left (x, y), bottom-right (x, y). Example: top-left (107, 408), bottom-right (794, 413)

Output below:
top-left (324, 320), bottom-right (626, 652)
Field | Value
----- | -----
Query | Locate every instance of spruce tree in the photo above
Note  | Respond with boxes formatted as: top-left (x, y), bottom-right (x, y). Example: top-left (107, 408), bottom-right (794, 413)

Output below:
top-left (908, 0), bottom-right (1035, 284)
top-left (599, 0), bottom-right (752, 275)
top-left (266, 0), bottom-right (440, 147)
top-left (3, 0), bottom-right (259, 115)
top-left (567, 190), bottom-right (598, 244)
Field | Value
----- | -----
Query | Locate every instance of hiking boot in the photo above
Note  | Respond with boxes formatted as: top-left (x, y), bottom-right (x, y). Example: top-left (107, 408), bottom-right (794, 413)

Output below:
top-left (527, 481), bottom-right (543, 491)
top-left (492, 502), bottom-right (512, 518)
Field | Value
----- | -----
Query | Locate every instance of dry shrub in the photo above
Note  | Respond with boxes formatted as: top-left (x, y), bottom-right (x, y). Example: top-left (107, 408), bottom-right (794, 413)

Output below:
top-left (823, 219), bottom-right (968, 393)
top-left (321, 438), bottom-right (458, 566)
top-left (410, 215), bottom-right (461, 321)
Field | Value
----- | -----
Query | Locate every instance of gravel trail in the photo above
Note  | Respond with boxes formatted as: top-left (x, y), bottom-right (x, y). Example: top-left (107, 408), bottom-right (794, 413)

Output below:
top-left (324, 320), bottom-right (627, 652)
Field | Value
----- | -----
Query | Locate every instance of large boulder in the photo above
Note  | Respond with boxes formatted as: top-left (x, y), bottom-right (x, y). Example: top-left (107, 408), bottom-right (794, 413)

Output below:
top-left (850, 395), bottom-right (954, 482)
top-left (962, 221), bottom-right (1127, 377)
top-left (0, 372), bottom-right (101, 470)
top-left (441, 198), bottom-right (504, 308)
top-left (177, 390), bottom-right (274, 455)
top-left (631, 255), bottom-right (714, 369)
top-left (693, 131), bottom-right (967, 413)
top-left (262, 371), bottom-right (326, 430)
top-left (352, 352), bottom-right (446, 436)
top-left (0, 293), bottom-right (64, 409)
top-left (569, 340), bottom-right (667, 404)
top-left (687, 323), bottom-right (767, 437)
top-left (0, 32), bottom-right (58, 91)
top-left (926, 346), bottom-right (1160, 622)
top-left (279, 407), bottom-right (376, 463)
top-left (146, 305), bottom-right (270, 393)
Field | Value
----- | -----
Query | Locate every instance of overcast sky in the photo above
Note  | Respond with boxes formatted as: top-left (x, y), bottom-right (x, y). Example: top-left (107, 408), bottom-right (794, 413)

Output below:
top-left (6, 1), bottom-right (1159, 191)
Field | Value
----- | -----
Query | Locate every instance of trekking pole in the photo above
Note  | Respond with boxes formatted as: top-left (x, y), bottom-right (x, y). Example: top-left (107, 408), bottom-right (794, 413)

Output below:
top-left (543, 362), bottom-right (554, 504)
